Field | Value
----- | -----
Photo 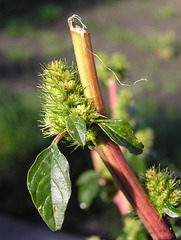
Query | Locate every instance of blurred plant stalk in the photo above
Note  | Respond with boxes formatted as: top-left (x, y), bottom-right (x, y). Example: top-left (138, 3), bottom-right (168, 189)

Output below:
top-left (68, 15), bottom-right (177, 240)
top-left (92, 77), bottom-right (131, 216)
top-left (108, 78), bottom-right (131, 215)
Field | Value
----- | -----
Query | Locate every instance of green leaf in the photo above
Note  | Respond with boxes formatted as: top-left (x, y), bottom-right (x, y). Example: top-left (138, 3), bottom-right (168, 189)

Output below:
top-left (96, 119), bottom-right (144, 155)
top-left (164, 202), bottom-right (181, 218)
top-left (76, 170), bottom-right (100, 209)
top-left (27, 142), bottom-right (71, 231)
top-left (66, 114), bottom-right (86, 146)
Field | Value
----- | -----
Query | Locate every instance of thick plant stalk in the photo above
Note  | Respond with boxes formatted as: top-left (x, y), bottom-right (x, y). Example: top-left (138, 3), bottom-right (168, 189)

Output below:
top-left (68, 15), bottom-right (106, 116)
top-left (68, 15), bottom-right (176, 240)
top-left (96, 135), bottom-right (176, 240)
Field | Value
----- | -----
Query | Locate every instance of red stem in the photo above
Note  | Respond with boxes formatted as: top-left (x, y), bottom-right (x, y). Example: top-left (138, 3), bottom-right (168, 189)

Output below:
top-left (108, 79), bottom-right (117, 119)
top-left (108, 79), bottom-right (131, 215)
top-left (95, 134), bottom-right (176, 240)
top-left (55, 131), bottom-right (67, 144)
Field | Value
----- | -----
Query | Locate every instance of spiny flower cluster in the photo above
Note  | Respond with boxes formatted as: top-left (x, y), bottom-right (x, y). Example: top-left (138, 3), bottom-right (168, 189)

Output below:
top-left (40, 59), bottom-right (100, 140)
top-left (144, 165), bottom-right (181, 217)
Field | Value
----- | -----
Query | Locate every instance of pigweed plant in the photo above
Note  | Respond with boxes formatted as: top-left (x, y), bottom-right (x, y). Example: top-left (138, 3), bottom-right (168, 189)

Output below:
top-left (27, 15), bottom-right (181, 239)
top-left (83, 51), bottom-right (181, 239)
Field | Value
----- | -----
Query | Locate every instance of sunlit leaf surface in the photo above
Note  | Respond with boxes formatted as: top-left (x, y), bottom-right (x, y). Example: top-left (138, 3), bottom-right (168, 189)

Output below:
top-left (66, 114), bottom-right (86, 146)
top-left (27, 143), bottom-right (71, 231)
top-left (96, 119), bottom-right (144, 155)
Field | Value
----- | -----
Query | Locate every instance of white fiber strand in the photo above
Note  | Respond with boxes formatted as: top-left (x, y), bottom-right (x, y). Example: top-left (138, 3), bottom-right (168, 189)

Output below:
top-left (69, 14), bottom-right (147, 87)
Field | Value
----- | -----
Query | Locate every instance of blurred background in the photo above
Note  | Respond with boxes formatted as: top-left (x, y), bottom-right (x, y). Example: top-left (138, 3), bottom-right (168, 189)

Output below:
top-left (0, 0), bottom-right (181, 239)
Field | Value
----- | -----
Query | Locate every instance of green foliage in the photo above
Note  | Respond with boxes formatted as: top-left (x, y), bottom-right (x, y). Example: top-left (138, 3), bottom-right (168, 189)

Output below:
top-left (115, 88), bottom-right (155, 175)
top-left (1, 2), bottom-right (63, 30)
top-left (172, 222), bottom-right (181, 239)
top-left (39, 31), bottom-right (69, 58)
top-left (2, 27), bottom-right (71, 61)
top-left (156, 32), bottom-right (179, 59)
top-left (115, 88), bottom-right (134, 121)
top-left (36, 4), bottom-right (62, 23)
top-left (27, 142), bottom-right (71, 231)
top-left (100, 75), bottom-right (154, 174)
top-left (96, 119), bottom-right (144, 155)
top-left (0, 89), bottom-right (43, 169)
top-left (164, 203), bottom-right (181, 218)
top-left (118, 218), bottom-right (147, 240)
top-left (76, 170), bottom-right (100, 209)
top-left (108, 26), bottom-right (155, 52)
top-left (66, 114), bottom-right (87, 146)
top-left (124, 129), bottom-right (154, 176)
top-left (86, 236), bottom-right (101, 240)
top-left (4, 20), bottom-right (35, 37)
top-left (107, 26), bottom-right (180, 59)
top-left (135, 128), bottom-right (154, 158)
top-left (144, 165), bottom-right (181, 218)
top-left (156, 6), bottom-right (178, 19)
top-left (3, 43), bottom-right (34, 62)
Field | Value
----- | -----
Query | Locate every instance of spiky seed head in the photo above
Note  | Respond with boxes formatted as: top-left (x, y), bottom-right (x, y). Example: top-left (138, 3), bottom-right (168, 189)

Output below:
top-left (144, 165), bottom-right (181, 217)
top-left (39, 59), bottom-right (100, 144)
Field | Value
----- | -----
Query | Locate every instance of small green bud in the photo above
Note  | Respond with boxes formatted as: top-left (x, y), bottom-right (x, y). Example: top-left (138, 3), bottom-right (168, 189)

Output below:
top-left (144, 165), bottom-right (181, 217)
top-left (115, 88), bottom-right (134, 121)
